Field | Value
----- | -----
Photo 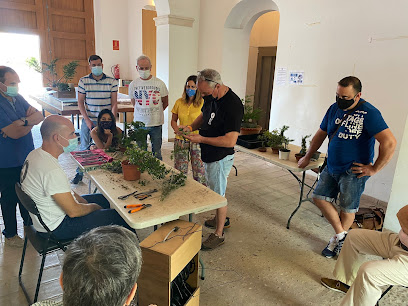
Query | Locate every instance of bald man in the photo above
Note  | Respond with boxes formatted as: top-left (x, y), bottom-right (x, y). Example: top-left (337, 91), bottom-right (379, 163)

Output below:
top-left (20, 115), bottom-right (132, 240)
top-left (0, 66), bottom-right (43, 247)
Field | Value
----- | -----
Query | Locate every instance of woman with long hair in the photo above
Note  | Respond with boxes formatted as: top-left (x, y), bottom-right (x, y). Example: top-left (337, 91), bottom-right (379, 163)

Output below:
top-left (171, 75), bottom-right (206, 185)
top-left (90, 109), bottom-right (122, 149)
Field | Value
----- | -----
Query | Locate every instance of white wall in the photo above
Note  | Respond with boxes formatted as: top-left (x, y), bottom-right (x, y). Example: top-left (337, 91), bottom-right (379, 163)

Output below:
top-left (197, 0), bottom-right (408, 202)
top-left (93, 0), bottom-right (131, 79)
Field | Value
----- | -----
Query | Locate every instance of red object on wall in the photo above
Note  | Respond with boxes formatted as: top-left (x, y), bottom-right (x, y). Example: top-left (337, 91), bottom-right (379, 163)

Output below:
top-left (113, 40), bottom-right (119, 50)
top-left (112, 64), bottom-right (120, 79)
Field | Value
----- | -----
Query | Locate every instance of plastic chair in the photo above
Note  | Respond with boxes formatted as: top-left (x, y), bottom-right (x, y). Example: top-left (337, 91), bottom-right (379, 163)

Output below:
top-left (15, 183), bottom-right (73, 304)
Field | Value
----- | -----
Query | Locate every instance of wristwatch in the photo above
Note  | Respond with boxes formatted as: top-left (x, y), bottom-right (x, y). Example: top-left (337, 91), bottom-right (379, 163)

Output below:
top-left (21, 117), bottom-right (28, 126)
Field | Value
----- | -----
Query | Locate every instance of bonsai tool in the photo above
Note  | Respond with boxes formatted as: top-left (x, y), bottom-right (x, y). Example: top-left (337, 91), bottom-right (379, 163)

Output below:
top-left (127, 204), bottom-right (152, 214)
top-left (133, 189), bottom-right (158, 200)
top-left (118, 190), bottom-right (138, 200)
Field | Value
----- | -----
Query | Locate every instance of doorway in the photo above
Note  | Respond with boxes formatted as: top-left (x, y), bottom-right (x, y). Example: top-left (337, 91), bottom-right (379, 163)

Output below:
top-left (0, 32), bottom-right (42, 109)
top-left (254, 47), bottom-right (277, 130)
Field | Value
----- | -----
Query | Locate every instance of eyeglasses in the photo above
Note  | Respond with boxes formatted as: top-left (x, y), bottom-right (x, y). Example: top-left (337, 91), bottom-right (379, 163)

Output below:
top-left (197, 72), bottom-right (218, 84)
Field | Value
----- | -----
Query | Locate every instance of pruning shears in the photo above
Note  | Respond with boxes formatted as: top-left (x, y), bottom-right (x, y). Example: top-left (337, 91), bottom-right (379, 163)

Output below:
top-left (125, 204), bottom-right (152, 214)
top-left (133, 189), bottom-right (158, 200)
top-left (118, 190), bottom-right (138, 200)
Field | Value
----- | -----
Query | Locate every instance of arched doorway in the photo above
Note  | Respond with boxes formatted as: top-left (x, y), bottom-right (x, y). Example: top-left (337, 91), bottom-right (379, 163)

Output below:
top-left (222, 0), bottom-right (279, 130)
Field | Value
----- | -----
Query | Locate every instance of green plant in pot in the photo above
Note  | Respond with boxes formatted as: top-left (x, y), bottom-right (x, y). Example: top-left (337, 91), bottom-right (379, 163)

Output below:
top-left (257, 130), bottom-right (272, 152)
top-left (295, 134), bottom-right (311, 162)
top-left (119, 121), bottom-right (149, 152)
top-left (241, 95), bottom-right (263, 135)
top-left (279, 135), bottom-right (294, 160)
top-left (309, 140), bottom-right (322, 161)
top-left (26, 57), bottom-right (79, 97)
top-left (266, 129), bottom-right (283, 154)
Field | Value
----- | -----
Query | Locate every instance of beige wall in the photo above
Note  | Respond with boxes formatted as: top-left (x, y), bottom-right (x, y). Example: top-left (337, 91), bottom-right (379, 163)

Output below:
top-left (246, 11), bottom-right (280, 97)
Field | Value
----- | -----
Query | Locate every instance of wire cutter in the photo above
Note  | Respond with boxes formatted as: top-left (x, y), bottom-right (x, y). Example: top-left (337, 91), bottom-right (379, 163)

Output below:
top-left (125, 204), bottom-right (152, 214)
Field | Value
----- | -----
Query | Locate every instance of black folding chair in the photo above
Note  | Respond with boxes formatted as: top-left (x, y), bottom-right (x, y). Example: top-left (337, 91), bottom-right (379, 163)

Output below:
top-left (15, 183), bottom-right (73, 304)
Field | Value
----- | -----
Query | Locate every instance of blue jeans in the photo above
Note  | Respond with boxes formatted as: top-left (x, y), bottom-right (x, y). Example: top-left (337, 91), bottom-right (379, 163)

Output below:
top-left (137, 125), bottom-right (163, 160)
top-left (204, 154), bottom-right (234, 197)
top-left (0, 166), bottom-right (32, 238)
top-left (79, 118), bottom-right (97, 150)
top-left (313, 167), bottom-right (370, 213)
top-left (50, 193), bottom-right (133, 240)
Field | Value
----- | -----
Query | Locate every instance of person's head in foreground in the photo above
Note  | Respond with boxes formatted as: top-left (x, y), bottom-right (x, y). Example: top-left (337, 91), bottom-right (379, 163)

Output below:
top-left (61, 225), bottom-right (142, 306)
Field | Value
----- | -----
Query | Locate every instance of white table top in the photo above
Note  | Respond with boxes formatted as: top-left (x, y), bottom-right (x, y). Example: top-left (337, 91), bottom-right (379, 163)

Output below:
top-left (85, 165), bottom-right (227, 229)
top-left (235, 144), bottom-right (325, 172)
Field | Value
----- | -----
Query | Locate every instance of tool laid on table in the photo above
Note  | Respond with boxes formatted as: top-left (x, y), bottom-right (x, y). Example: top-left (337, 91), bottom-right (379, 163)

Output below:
top-left (133, 189), bottom-right (158, 200)
top-left (118, 190), bottom-right (138, 200)
top-left (126, 204), bottom-right (152, 214)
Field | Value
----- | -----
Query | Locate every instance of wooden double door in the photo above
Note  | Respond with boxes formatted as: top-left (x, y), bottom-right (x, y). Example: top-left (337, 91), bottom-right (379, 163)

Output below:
top-left (0, 0), bottom-right (95, 85)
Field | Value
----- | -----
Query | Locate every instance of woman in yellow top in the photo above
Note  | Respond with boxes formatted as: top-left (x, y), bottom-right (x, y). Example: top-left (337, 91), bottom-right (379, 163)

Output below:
top-left (171, 75), bottom-right (207, 186)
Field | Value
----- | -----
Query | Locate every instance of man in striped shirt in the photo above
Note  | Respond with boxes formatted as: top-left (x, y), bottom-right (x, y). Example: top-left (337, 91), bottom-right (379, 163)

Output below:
top-left (73, 55), bottom-right (118, 184)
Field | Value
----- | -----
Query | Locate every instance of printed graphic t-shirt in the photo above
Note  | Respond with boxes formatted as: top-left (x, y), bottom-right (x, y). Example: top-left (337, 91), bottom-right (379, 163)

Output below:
top-left (128, 76), bottom-right (168, 127)
top-left (199, 89), bottom-right (244, 163)
top-left (171, 98), bottom-right (204, 140)
top-left (320, 99), bottom-right (388, 174)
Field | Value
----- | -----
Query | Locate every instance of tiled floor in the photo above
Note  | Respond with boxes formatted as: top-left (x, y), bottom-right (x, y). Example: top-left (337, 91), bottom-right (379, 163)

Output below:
top-left (1, 126), bottom-right (407, 305)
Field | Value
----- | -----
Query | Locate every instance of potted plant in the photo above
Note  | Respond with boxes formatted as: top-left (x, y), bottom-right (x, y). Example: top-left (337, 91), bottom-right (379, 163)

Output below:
top-left (295, 134), bottom-right (311, 162)
top-left (265, 129), bottom-right (283, 154)
top-left (310, 140), bottom-right (322, 161)
top-left (118, 121), bottom-right (149, 152)
top-left (26, 57), bottom-right (79, 98)
top-left (277, 126), bottom-right (292, 160)
top-left (240, 95), bottom-right (263, 135)
top-left (257, 130), bottom-right (272, 152)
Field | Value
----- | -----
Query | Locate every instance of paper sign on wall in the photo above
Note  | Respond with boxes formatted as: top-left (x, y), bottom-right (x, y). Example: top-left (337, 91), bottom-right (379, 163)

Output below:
top-left (276, 67), bottom-right (287, 86)
top-left (113, 40), bottom-right (119, 50)
top-left (289, 71), bottom-right (304, 85)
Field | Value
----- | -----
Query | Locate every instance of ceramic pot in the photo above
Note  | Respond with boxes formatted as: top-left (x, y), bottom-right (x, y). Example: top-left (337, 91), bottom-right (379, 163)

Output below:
top-left (279, 149), bottom-right (290, 160)
top-left (258, 147), bottom-right (267, 152)
top-left (295, 153), bottom-right (305, 162)
top-left (240, 125), bottom-right (262, 135)
top-left (271, 147), bottom-right (280, 154)
top-left (312, 151), bottom-right (321, 160)
top-left (121, 160), bottom-right (140, 181)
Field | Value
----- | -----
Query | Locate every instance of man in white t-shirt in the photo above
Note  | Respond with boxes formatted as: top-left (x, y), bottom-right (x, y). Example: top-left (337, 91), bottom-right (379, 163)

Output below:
top-left (20, 115), bottom-right (131, 240)
top-left (128, 55), bottom-right (168, 160)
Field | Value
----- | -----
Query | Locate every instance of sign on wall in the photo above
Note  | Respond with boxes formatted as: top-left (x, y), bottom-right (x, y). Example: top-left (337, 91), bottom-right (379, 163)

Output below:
top-left (113, 40), bottom-right (120, 51)
top-left (289, 71), bottom-right (304, 85)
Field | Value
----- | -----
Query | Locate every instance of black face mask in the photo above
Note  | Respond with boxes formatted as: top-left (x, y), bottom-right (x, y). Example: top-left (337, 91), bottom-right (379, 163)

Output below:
top-left (336, 93), bottom-right (357, 110)
top-left (100, 121), bottom-right (113, 129)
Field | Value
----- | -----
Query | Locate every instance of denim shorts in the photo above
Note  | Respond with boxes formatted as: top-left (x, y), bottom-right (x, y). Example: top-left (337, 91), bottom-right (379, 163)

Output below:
top-left (204, 154), bottom-right (234, 197)
top-left (312, 167), bottom-right (370, 213)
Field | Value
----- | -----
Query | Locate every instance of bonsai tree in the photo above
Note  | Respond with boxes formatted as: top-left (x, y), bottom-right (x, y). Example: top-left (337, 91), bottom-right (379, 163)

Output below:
top-left (266, 129), bottom-right (283, 149)
top-left (26, 57), bottom-right (79, 91)
top-left (241, 95), bottom-right (263, 128)
top-left (125, 146), bottom-right (169, 180)
top-left (281, 136), bottom-right (294, 152)
top-left (299, 134), bottom-right (311, 155)
top-left (121, 121), bottom-right (149, 150)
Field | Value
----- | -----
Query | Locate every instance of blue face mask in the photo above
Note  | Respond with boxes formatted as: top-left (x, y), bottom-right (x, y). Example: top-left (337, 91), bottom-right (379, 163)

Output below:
top-left (6, 86), bottom-right (18, 97)
top-left (186, 88), bottom-right (196, 97)
top-left (59, 135), bottom-right (78, 153)
top-left (91, 66), bottom-right (103, 76)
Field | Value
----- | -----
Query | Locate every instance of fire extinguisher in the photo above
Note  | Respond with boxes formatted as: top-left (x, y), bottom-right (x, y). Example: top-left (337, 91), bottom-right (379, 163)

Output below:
top-left (111, 64), bottom-right (120, 79)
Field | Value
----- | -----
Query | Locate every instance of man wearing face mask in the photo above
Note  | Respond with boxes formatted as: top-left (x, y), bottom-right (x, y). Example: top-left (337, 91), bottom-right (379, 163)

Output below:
top-left (72, 55), bottom-right (118, 184)
top-left (183, 69), bottom-right (244, 250)
top-left (298, 76), bottom-right (396, 258)
top-left (0, 66), bottom-right (44, 247)
top-left (21, 115), bottom-right (132, 240)
top-left (128, 55), bottom-right (168, 160)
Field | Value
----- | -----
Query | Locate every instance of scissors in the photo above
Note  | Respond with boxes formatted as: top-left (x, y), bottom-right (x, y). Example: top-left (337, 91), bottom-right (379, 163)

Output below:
top-left (133, 189), bottom-right (158, 200)
top-left (118, 190), bottom-right (138, 200)
top-left (125, 204), bottom-right (152, 214)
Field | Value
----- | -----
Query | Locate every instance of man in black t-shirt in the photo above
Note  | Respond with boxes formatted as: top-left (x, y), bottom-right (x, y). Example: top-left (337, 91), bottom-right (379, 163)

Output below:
top-left (184, 69), bottom-right (243, 250)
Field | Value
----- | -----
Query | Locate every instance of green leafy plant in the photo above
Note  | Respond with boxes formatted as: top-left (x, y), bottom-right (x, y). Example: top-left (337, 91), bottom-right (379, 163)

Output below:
top-left (125, 147), bottom-right (170, 180)
top-left (121, 121), bottom-right (150, 150)
top-left (160, 172), bottom-right (187, 201)
top-left (264, 129), bottom-right (283, 149)
top-left (26, 57), bottom-right (79, 90)
top-left (101, 160), bottom-right (123, 173)
top-left (299, 134), bottom-right (311, 155)
top-left (241, 95), bottom-right (263, 128)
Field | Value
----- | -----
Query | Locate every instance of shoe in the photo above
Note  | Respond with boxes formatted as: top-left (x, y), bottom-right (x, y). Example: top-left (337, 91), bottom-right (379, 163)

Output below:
top-left (202, 233), bottom-right (225, 250)
top-left (322, 236), bottom-right (338, 258)
top-left (71, 173), bottom-right (83, 184)
top-left (321, 278), bottom-right (350, 294)
top-left (204, 217), bottom-right (230, 229)
top-left (334, 234), bottom-right (347, 256)
top-left (5, 235), bottom-right (25, 248)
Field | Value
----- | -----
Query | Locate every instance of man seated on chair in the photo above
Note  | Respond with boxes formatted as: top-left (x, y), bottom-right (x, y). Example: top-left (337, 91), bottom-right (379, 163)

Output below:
top-left (32, 225), bottom-right (144, 306)
top-left (21, 115), bottom-right (132, 240)
top-left (321, 205), bottom-right (408, 306)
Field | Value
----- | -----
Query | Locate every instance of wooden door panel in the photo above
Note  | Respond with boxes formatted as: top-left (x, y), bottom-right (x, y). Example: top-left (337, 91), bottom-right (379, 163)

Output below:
top-left (50, 0), bottom-right (84, 12)
top-left (142, 9), bottom-right (157, 76)
top-left (51, 15), bottom-right (86, 33)
top-left (0, 0), bottom-right (36, 4)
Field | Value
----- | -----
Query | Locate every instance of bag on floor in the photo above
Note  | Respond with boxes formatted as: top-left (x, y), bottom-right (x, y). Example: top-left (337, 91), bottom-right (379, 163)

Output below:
top-left (351, 207), bottom-right (385, 231)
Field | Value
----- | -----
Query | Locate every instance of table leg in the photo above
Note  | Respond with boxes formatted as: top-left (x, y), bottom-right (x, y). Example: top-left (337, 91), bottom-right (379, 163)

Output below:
top-left (189, 213), bottom-right (193, 222)
top-left (71, 114), bottom-right (74, 125)
top-left (42, 108), bottom-right (45, 117)
top-left (287, 171), bottom-right (306, 229)
top-left (88, 179), bottom-right (92, 194)
top-left (123, 112), bottom-right (127, 133)
top-left (199, 256), bottom-right (205, 280)
top-left (76, 114), bottom-right (80, 130)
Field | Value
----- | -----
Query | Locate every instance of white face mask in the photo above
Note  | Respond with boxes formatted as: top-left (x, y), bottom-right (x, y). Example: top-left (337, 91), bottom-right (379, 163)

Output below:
top-left (138, 69), bottom-right (151, 79)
